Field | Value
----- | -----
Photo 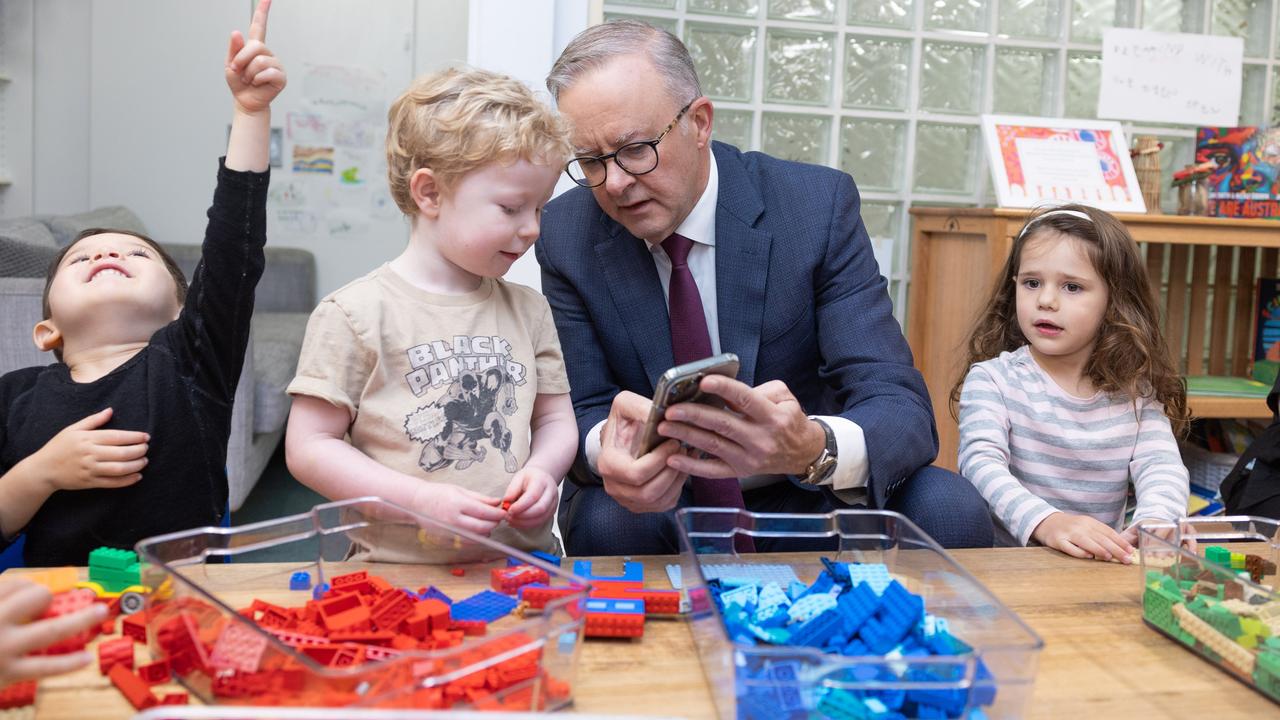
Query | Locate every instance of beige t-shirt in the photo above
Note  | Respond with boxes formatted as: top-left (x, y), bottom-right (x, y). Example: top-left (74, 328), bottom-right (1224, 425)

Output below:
top-left (287, 264), bottom-right (570, 562)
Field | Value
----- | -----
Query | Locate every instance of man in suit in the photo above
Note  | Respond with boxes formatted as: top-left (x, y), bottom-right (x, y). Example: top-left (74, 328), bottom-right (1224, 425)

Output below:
top-left (536, 20), bottom-right (993, 554)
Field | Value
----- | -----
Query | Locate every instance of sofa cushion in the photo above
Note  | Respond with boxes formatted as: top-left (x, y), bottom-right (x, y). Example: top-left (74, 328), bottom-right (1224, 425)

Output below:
top-left (0, 217), bottom-right (58, 248)
top-left (40, 206), bottom-right (149, 247)
top-left (0, 236), bottom-right (59, 278)
top-left (251, 312), bottom-right (309, 433)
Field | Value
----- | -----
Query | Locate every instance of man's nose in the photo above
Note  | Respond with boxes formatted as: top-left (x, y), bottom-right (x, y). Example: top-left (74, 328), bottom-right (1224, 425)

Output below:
top-left (602, 160), bottom-right (634, 196)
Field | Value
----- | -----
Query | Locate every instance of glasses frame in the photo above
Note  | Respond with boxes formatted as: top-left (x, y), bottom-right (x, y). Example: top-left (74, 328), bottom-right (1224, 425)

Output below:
top-left (564, 100), bottom-right (697, 188)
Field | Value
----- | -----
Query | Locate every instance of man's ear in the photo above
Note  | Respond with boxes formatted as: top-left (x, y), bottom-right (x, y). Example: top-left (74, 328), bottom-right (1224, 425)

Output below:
top-left (410, 168), bottom-right (442, 218)
top-left (33, 319), bottom-right (63, 353)
top-left (691, 96), bottom-right (714, 149)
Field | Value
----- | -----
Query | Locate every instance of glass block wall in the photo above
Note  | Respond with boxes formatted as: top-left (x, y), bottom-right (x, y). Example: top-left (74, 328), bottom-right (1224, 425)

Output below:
top-left (602, 0), bottom-right (1280, 322)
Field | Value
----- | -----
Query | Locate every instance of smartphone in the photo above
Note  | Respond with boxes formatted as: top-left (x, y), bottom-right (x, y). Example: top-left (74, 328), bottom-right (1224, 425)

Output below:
top-left (630, 353), bottom-right (740, 458)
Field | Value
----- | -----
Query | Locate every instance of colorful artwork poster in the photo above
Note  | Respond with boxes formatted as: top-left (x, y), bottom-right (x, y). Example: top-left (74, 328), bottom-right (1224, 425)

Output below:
top-left (292, 146), bottom-right (334, 175)
top-left (1195, 126), bottom-right (1280, 219)
top-left (1253, 278), bottom-right (1280, 385)
top-left (981, 115), bottom-right (1146, 213)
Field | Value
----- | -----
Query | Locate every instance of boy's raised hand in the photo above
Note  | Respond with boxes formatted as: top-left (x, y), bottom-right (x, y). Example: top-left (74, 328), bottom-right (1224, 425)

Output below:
top-left (29, 408), bottom-right (147, 492)
top-left (225, 0), bottom-right (286, 115)
top-left (502, 467), bottom-right (558, 530)
top-left (0, 579), bottom-right (108, 685)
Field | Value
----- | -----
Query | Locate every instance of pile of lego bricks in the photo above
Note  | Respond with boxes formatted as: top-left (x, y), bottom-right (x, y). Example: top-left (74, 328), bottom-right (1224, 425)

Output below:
top-left (707, 559), bottom-right (996, 720)
top-left (514, 560), bottom-right (685, 639)
top-left (128, 566), bottom-right (577, 711)
top-left (1142, 545), bottom-right (1280, 703)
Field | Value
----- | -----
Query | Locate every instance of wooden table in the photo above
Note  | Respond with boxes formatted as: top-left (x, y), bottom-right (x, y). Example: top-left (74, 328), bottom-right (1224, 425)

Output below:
top-left (7, 548), bottom-right (1278, 718)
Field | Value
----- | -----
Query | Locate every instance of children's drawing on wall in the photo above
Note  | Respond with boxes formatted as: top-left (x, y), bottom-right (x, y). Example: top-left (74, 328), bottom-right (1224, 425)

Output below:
top-left (287, 112), bottom-right (330, 145)
top-left (302, 64), bottom-right (387, 121)
top-left (335, 149), bottom-right (370, 186)
top-left (275, 208), bottom-right (320, 234)
top-left (292, 146), bottom-right (334, 174)
top-left (333, 120), bottom-right (378, 149)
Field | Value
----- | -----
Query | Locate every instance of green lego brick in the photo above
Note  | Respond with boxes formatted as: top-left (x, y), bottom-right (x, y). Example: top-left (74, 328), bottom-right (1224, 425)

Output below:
top-left (88, 564), bottom-right (142, 593)
top-left (88, 546), bottom-right (137, 571)
top-left (1255, 651), bottom-right (1280, 702)
top-left (1144, 586), bottom-right (1195, 646)
top-left (1205, 546), bottom-right (1230, 565)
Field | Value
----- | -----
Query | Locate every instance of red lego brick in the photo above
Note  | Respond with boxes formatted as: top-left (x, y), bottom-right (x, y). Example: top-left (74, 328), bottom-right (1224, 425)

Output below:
top-left (330, 570), bottom-right (375, 596)
top-left (329, 630), bottom-right (395, 646)
top-left (0, 680), bottom-right (36, 710)
top-left (209, 621), bottom-right (269, 673)
top-left (98, 636), bottom-right (135, 674)
top-left (370, 589), bottom-right (414, 631)
top-left (34, 588), bottom-right (98, 655)
top-left (316, 592), bottom-right (371, 632)
top-left (491, 565), bottom-right (550, 595)
top-left (451, 567), bottom-right (466, 577)
top-left (584, 612), bottom-right (645, 638)
top-left (403, 598), bottom-right (451, 639)
top-left (449, 619), bottom-right (488, 636)
top-left (109, 664), bottom-right (157, 711)
top-left (517, 584), bottom-right (579, 610)
top-left (137, 660), bottom-right (170, 686)
top-left (158, 692), bottom-right (189, 705)
top-left (121, 613), bottom-right (147, 644)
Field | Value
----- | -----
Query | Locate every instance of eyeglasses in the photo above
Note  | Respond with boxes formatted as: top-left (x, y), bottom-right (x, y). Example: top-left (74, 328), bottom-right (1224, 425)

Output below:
top-left (564, 100), bottom-right (695, 188)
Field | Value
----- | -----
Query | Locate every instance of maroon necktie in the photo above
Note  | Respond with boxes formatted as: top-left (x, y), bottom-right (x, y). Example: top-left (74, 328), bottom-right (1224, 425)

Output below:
top-left (661, 233), bottom-right (753, 552)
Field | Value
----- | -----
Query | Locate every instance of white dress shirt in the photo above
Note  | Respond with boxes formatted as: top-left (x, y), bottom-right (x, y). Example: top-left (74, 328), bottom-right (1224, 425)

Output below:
top-left (583, 151), bottom-right (870, 504)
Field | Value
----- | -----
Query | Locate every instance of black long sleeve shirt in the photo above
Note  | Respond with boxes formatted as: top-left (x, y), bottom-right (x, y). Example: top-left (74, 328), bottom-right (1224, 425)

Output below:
top-left (0, 160), bottom-right (268, 566)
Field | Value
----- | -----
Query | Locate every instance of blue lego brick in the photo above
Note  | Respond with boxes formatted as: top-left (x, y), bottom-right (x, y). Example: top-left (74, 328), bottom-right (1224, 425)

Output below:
top-left (787, 580), bottom-right (808, 600)
top-left (530, 550), bottom-right (561, 566)
top-left (800, 571), bottom-right (836, 599)
top-left (418, 585), bottom-right (453, 605)
top-left (837, 580), bottom-right (882, 637)
top-left (701, 563), bottom-right (800, 588)
top-left (768, 661), bottom-right (805, 713)
top-left (311, 582), bottom-right (330, 601)
top-left (846, 563), bottom-right (893, 596)
top-left (584, 597), bottom-right (645, 615)
top-left (506, 557), bottom-right (523, 567)
top-left (720, 583), bottom-right (760, 609)
top-left (859, 581), bottom-right (924, 654)
top-left (288, 571), bottom-right (311, 591)
top-left (450, 589), bottom-right (518, 622)
top-left (822, 557), bottom-right (852, 585)
top-left (789, 606), bottom-right (845, 648)
top-left (572, 560), bottom-right (643, 583)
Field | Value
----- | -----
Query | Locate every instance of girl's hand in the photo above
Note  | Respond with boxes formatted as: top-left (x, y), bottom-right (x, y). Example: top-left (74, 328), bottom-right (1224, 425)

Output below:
top-left (225, 0), bottom-right (286, 115)
top-left (502, 467), bottom-right (559, 529)
top-left (0, 579), bottom-right (107, 686)
top-left (410, 482), bottom-right (506, 537)
top-left (1032, 511), bottom-right (1135, 563)
top-left (30, 408), bottom-right (148, 492)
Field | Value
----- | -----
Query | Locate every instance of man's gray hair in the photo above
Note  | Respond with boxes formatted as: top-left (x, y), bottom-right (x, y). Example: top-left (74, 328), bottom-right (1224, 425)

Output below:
top-left (547, 20), bottom-right (701, 106)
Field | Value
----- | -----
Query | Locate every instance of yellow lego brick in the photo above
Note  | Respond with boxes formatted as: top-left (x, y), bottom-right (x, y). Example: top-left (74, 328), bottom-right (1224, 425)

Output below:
top-left (1231, 552), bottom-right (1246, 570)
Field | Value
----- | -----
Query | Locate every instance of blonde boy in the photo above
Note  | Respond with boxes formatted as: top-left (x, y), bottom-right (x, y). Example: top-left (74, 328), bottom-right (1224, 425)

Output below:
top-left (286, 68), bottom-right (577, 560)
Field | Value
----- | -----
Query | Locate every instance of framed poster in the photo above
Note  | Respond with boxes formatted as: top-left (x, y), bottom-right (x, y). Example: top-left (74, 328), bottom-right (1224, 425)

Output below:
top-left (981, 115), bottom-right (1147, 213)
top-left (1195, 126), bottom-right (1280, 219)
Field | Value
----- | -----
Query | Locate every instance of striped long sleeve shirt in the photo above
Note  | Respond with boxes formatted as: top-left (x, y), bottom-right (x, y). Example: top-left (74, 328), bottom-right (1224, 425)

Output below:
top-left (957, 346), bottom-right (1189, 546)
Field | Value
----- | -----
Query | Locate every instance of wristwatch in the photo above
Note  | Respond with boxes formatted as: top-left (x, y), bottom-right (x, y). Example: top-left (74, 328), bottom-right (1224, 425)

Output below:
top-left (799, 417), bottom-right (838, 485)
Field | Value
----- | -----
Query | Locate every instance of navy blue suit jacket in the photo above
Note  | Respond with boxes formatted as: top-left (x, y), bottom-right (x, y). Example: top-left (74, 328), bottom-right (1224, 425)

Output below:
top-left (535, 142), bottom-right (937, 507)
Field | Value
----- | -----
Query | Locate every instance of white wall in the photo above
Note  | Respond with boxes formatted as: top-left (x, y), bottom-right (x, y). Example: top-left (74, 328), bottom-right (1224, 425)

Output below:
top-left (6, 0), bottom-right (594, 297)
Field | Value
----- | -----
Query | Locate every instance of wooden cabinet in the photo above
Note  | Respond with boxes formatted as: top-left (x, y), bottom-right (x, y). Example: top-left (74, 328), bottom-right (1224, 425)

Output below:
top-left (907, 207), bottom-right (1279, 471)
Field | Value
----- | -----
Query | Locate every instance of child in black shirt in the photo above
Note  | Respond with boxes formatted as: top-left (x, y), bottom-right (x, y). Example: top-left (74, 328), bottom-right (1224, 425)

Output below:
top-left (0, 0), bottom-right (286, 567)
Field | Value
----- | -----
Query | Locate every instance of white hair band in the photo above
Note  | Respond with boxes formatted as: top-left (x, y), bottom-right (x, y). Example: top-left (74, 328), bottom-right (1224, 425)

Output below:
top-left (1017, 208), bottom-right (1093, 239)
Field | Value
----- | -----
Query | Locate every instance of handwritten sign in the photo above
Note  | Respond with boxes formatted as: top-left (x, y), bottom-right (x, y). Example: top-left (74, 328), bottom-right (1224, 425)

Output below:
top-left (1098, 28), bottom-right (1243, 126)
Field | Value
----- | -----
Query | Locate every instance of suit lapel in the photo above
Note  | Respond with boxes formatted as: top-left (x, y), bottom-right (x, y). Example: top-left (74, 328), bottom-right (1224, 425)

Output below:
top-left (713, 143), bottom-right (771, 387)
top-left (594, 218), bottom-right (674, 389)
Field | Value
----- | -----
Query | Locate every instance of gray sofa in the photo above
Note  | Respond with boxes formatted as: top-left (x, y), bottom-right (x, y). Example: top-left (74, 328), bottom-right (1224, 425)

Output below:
top-left (0, 207), bottom-right (314, 511)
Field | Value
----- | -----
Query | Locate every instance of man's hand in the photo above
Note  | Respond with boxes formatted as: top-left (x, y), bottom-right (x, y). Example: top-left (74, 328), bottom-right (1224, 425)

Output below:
top-left (225, 0), bottom-right (286, 115)
top-left (502, 466), bottom-right (558, 529)
top-left (1032, 512), bottom-right (1135, 563)
top-left (597, 391), bottom-right (687, 513)
top-left (28, 408), bottom-right (148, 492)
top-left (660, 376), bottom-right (825, 478)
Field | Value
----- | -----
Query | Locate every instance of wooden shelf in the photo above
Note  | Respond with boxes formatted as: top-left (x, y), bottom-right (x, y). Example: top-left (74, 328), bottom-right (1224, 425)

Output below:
top-left (1187, 394), bottom-right (1272, 419)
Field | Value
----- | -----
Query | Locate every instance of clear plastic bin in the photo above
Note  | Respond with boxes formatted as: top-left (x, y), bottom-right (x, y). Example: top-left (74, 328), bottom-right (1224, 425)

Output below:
top-left (674, 508), bottom-right (1043, 720)
top-left (132, 498), bottom-right (588, 710)
top-left (1137, 516), bottom-right (1280, 705)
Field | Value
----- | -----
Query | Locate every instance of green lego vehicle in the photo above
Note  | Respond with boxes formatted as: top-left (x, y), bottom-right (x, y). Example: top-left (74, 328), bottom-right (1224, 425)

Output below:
top-left (74, 547), bottom-right (170, 615)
